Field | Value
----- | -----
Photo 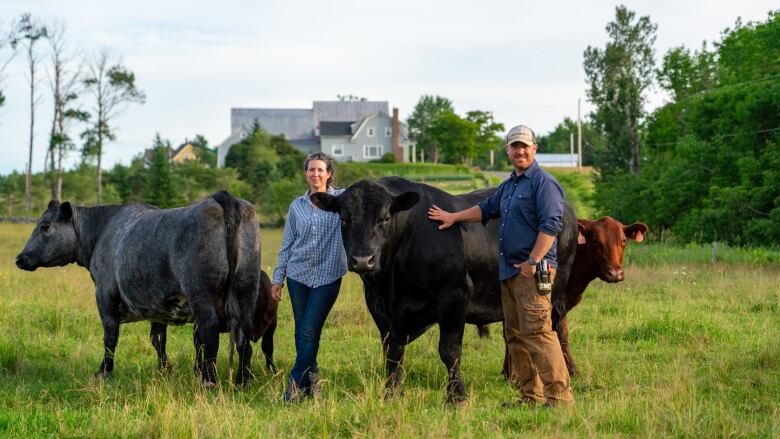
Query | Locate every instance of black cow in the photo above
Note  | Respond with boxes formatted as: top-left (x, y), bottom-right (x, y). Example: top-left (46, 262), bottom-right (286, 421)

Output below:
top-left (311, 177), bottom-right (578, 402)
top-left (150, 269), bottom-right (278, 374)
top-left (16, 191), bottom-right (261, 385)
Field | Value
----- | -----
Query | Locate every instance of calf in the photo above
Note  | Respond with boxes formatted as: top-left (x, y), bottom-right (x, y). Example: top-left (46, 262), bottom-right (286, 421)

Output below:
top-left (150, 269), bottom-right (278, 374)
top-left (552, 217), bottom-right (648, 375)
top-left (16, 191), bottom-right (261, 385)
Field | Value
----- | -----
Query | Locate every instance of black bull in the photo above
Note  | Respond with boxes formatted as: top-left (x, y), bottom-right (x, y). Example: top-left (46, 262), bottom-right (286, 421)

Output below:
top-left (311, 177), bottom-right (577, 402)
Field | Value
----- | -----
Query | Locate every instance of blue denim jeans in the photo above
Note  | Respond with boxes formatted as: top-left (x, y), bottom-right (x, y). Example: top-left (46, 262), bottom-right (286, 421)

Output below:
top-left (286, 277), bottom-right (342, 392)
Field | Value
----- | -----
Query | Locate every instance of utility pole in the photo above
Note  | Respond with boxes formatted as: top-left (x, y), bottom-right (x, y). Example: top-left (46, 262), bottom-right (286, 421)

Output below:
top-left (577, 98), bottom-right (583, 173)
top-left (570, 132), bottom-right (574, 168)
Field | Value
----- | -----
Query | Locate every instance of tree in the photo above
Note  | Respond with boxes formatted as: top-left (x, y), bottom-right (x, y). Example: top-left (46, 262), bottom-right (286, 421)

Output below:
top-left (427, 111), bottom-right (478, 165)
top-left (583, 5), bottom-right (657, 176)
top-left (407, 95), bottom-right (454, 163)
top-left (82, 48), bottom-right (145, 204)
top-left (46, 22), bottom-right (87, 201)
top-left (144, 134), bottom-right (184, 208)
top-left (465, 110), bottom-right (504, 168)
top-left (656, 43), bottom-right (717, 102)
top-left (0, 20), bottom-right (18, 112)
top-left (12, 13), bottom-right (47, 212)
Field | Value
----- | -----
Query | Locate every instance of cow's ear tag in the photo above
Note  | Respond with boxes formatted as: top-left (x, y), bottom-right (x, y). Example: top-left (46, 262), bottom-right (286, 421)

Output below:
top-left (634, 231), bottom-right (644, 243)
top-left (577, 233), bottom-right (586, 244)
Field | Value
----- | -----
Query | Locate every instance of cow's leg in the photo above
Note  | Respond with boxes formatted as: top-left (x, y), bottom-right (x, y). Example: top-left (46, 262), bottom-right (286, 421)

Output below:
top-left (555, 314), bottom-right (577, 376)
top-left (150, 322), bottom-right (170, 371)
top-left (233, 291), bottom-right (256, 386)
top-left (190, 298), bottom-right (220, 385)
top-left (95, 290), bottom-right (121, 378)
top-left (438, 301), bottom-right (467, 404)
top-left (383, 336), bottom-right (405, 399)
top-left (192, 324), bottom-right (204, 373)
top-left (261, 319), bottom-right (277, 372)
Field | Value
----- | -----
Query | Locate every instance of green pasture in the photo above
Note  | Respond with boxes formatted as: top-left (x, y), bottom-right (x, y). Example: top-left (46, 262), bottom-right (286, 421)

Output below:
top-left (0, 223), bottom-right (778, 437)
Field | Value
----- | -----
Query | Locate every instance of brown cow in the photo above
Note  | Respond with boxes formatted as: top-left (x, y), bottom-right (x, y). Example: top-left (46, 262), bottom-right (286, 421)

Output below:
top-left (553, 217), bottom-right (648, 375)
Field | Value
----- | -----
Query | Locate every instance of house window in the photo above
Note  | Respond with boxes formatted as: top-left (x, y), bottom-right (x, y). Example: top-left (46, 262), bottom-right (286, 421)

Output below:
top-left (385, 127), bottom-right (392, 137)
top-left (367, 127), bottom-right (375, 137)
top-left (363, 144), bottom-right (382, 159)
top-left (239, 131), bottom-right (247, 139)
top-left (332, 144), bottom-right (344, 157)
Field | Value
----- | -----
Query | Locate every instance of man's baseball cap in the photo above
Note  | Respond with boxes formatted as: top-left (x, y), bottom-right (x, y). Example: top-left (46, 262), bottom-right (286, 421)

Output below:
top-left (505, 124), bottom-right (536, 146)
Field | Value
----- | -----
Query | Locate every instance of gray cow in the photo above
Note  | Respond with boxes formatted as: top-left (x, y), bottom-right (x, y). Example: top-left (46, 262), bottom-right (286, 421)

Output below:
top-left (16, 191), bottom-right (261, 385)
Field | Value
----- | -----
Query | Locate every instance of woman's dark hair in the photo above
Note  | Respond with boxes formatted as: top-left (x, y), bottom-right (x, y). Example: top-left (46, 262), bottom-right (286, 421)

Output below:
top-left (304, 152), bottom-right (337, 188)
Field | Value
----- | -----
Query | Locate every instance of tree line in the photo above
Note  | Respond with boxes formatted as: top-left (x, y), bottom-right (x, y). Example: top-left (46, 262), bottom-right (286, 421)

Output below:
top-left (582, 6), bottom-right (780, 246)
top-left (405, 95), bottom-right (507, 167)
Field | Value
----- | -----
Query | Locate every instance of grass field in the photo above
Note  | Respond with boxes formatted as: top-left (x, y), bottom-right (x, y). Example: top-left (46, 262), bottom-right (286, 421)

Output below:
top-left (1, 223), bottom-right (779, 437)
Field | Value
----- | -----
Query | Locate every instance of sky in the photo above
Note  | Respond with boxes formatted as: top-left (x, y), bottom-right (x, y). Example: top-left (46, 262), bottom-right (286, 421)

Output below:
top-left (0, 0), bottom-right (777, 174)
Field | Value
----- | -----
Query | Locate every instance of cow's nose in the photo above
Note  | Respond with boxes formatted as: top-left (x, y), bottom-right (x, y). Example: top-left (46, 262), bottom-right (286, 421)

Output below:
top-left (15, 255), bottom-right (23, 268)
top-left (608, 268), bottom-right (624, 282)
top-left (351, 255), bottom-right (375, 271)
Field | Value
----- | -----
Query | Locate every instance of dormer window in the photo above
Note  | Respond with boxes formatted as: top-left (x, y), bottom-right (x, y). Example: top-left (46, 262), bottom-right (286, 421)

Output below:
top-left (385, 127), bottom-right (392, 137)
top-left (367, 127), bottom-right (375, 137)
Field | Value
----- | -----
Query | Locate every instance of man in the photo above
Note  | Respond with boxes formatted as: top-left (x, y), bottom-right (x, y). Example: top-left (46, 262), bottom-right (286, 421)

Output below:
top-left (427, 124), bottom-right (573, 407)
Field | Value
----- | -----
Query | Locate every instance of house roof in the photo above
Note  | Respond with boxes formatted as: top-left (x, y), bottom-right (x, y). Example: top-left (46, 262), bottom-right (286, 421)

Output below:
top-left (320, 121), bottom-right (353, 136)
top-left (231, 108), bottom-right (314, 141)
top-left (313, 101), bottom-right (388, 123)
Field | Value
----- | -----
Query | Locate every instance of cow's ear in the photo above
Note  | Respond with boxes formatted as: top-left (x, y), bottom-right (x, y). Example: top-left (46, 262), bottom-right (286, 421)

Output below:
top-left (310, 192), bottom-right (340, 213)
top-left (577, 219), bottom-right (591, 244)
top-left (624, 222), bottom-right (648, 243)
top-left (390, 192), bottom-right (420, 214)
top-left (58, 202), bottom-right (73, 221)
top-left (47, 199), bottom-right (60, 212)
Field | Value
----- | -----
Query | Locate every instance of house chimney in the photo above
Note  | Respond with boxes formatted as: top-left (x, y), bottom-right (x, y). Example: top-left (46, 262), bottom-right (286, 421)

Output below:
top-left (392, 107), bottom-right (402, 162)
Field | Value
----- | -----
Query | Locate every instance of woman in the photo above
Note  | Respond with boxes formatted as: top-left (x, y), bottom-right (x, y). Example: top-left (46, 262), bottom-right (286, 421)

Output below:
top-left (271, 152), bottom-right (347, 402)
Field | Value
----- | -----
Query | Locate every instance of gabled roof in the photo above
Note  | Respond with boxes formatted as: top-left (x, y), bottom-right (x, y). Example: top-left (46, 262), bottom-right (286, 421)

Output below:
top-left (313, 101), bottom-right (388, 123)
top-left (349, 111), bottom-right (411, 142)
top-left (231, 108), bottom-right (314, 141)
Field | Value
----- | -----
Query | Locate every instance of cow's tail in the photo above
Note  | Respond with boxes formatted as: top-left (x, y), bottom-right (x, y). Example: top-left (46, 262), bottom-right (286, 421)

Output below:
top-left (212, 190), bottom-right (241, 339)
top-left (212, 190), bottom-right (259, 374)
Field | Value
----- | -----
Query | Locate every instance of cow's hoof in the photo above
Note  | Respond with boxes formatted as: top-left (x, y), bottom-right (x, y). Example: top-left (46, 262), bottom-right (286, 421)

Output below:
top-left (158, 361), bottom-right (171, 373)
top-left (94, 370), bottom-right (112, 379)
top-left (234, 371), bottom-right (254, 387)
top-left (445, 396), bottom-right (468, 407)
top-left (201, 380), bottom-right (217, 389)
top-left (383, 387), bottom-right (403, 401)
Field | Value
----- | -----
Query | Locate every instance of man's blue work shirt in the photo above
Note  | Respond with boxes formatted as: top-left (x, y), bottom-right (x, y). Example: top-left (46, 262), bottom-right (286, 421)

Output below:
top-left (478, 160), bottom-right (565, 281)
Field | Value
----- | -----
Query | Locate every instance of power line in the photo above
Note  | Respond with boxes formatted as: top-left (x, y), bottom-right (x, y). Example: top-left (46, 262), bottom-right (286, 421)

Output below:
top-left (676, 72), bottom-right (780, 103)
top-left (647, 126), bottom-right (780, 148)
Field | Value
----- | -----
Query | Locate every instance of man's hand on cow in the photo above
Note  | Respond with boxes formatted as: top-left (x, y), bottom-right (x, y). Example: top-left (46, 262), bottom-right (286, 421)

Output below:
top-left (515, 261), bottom-right (536, 278)
top-left (427, 204), bottom-right (455, 230)
top-left (271, 283), bottom-right (283, 302)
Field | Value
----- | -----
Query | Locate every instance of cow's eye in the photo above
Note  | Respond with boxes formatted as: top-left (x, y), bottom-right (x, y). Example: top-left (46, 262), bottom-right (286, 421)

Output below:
top-left (40, 222), bottom-right (51, 234)
top-left (382, 215), bottom-right (391, 224)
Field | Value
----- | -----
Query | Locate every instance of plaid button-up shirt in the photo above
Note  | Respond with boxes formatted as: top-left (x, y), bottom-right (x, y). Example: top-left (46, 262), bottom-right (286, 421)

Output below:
top-left (272, 187), bottom-right (347, 288)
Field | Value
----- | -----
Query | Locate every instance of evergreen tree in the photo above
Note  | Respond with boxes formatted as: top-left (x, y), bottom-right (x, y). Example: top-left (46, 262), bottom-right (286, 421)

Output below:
top-left (145, 134), bottom-right (184, 208)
